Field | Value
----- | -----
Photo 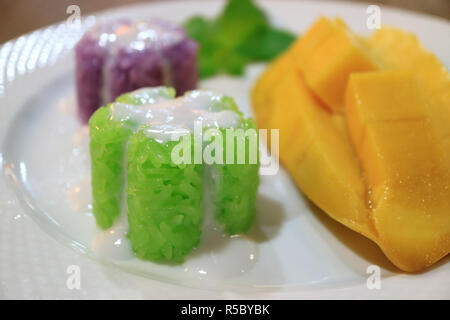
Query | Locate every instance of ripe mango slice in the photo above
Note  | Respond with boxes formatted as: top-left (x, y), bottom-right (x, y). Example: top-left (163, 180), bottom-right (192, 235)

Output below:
top-left (252, 18), bottom-right (450, 271)
top-left (296, 17), bottom-right (378, 112)
top-left (346, 71), bottom-right (450, 271)
top-left (273, 71), bottom-right (375, 238)
top-left (369, 27), bottom-right (450, 154)
top-left (252, 49), bottom-right (293, 135)
top-left (345, 71), bottom-right (433, 200)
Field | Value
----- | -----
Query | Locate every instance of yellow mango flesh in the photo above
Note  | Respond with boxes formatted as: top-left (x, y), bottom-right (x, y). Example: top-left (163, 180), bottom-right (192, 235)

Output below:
top-left (346, 71), bottom-right (450, 271)
top-left (271, 71), bottom-right (375, 237)
top-left (252, 50), bottom-right (293, 139)
top-left (297, 17), bottom-right (378, 112)
top-left (345, 70), bottom-right (433, 201)
top-left (368, 30), bottom-right (450, 270)
top-left (369, 27), bottom-right (450, 142)
top-left (252, 17), bottom-right (339, 132)
top-left (252, 18), bottom-right (450, 272)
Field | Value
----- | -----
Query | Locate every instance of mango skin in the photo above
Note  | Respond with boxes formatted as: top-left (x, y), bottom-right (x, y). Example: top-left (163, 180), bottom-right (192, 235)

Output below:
top-left (252, 18), bottom-right (450, 272)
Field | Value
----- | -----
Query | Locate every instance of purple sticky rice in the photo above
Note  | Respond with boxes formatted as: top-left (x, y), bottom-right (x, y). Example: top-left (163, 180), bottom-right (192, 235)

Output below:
top-left (75, 19), bottom-right (198, 123)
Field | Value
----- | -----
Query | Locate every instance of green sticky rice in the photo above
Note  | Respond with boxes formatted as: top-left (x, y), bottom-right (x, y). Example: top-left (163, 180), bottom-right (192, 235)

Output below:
top-left (127, 131), bottom-right (202, 261)
top-left (211, 119), bottom-right (259, 234)
top-left (89, 106), bottom-right (132, 229)
top-left (89, 87), bottom-right (260, 262)
top-left (89, 87), bottom-right (176, 229)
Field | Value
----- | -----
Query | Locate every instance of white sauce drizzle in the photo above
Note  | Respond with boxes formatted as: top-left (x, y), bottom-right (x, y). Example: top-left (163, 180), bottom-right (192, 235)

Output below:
top-left (92, 212), bottom-right (133, 261)
top-left (90, 20), bottom-right (184, 51)
top-left (110, 89), bottom-right (241, 142)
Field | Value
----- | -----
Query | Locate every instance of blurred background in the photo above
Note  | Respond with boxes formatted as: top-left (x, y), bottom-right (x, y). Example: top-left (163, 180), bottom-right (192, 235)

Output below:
top-left (0, 0), bottom-right (449, 43)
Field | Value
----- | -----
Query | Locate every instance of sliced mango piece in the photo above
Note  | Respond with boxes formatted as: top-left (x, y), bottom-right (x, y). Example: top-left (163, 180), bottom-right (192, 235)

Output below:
top-left (252, 17), bottom-right (341, 130)
top-left (252, 18), bottom-right (450, 272)
top-left (345, 70), bottom-right (431, 190)
top-left (345, 70), bottom-right (450, 271)
top-left (272, 71), bottom-right (374, 236)
top-left (297, 17), bottom-right (378, 111)
top-left (370, 27), bottom-right (450, 141)
top-left (252, 50), bottom-right (293, 132)
top-left (253, 17), bottom-right (377, 124)
top-left (290, 17), bottom-right (344, 64)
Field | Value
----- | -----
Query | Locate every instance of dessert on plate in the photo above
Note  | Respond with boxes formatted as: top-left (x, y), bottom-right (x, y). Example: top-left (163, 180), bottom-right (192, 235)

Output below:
top-left (89, 87), bottom-right (259, 261)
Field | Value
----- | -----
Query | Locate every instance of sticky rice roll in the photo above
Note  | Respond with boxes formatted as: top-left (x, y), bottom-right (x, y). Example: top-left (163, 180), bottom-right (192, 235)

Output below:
top-left (126, 131), bottom-right (203, 261)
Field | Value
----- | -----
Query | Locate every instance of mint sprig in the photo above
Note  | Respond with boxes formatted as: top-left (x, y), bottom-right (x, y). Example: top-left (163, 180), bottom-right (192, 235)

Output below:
top-left (184, 0), bottom-right (296, 79)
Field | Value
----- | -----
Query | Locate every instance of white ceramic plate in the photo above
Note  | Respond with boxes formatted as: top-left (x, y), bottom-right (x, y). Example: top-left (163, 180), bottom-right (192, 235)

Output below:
top-left (0, 0), bottom-right (449, 299)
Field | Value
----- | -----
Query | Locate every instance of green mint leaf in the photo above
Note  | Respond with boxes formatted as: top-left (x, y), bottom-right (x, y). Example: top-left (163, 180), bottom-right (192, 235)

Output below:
top-left (216, 0), bottom-right (268, 45)
top-left (183, 0), bottom-right (297, 79)
top-left (238, 26), bottom-right (296, 61)
top-left (184, 16), bottom-right (216, 42)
